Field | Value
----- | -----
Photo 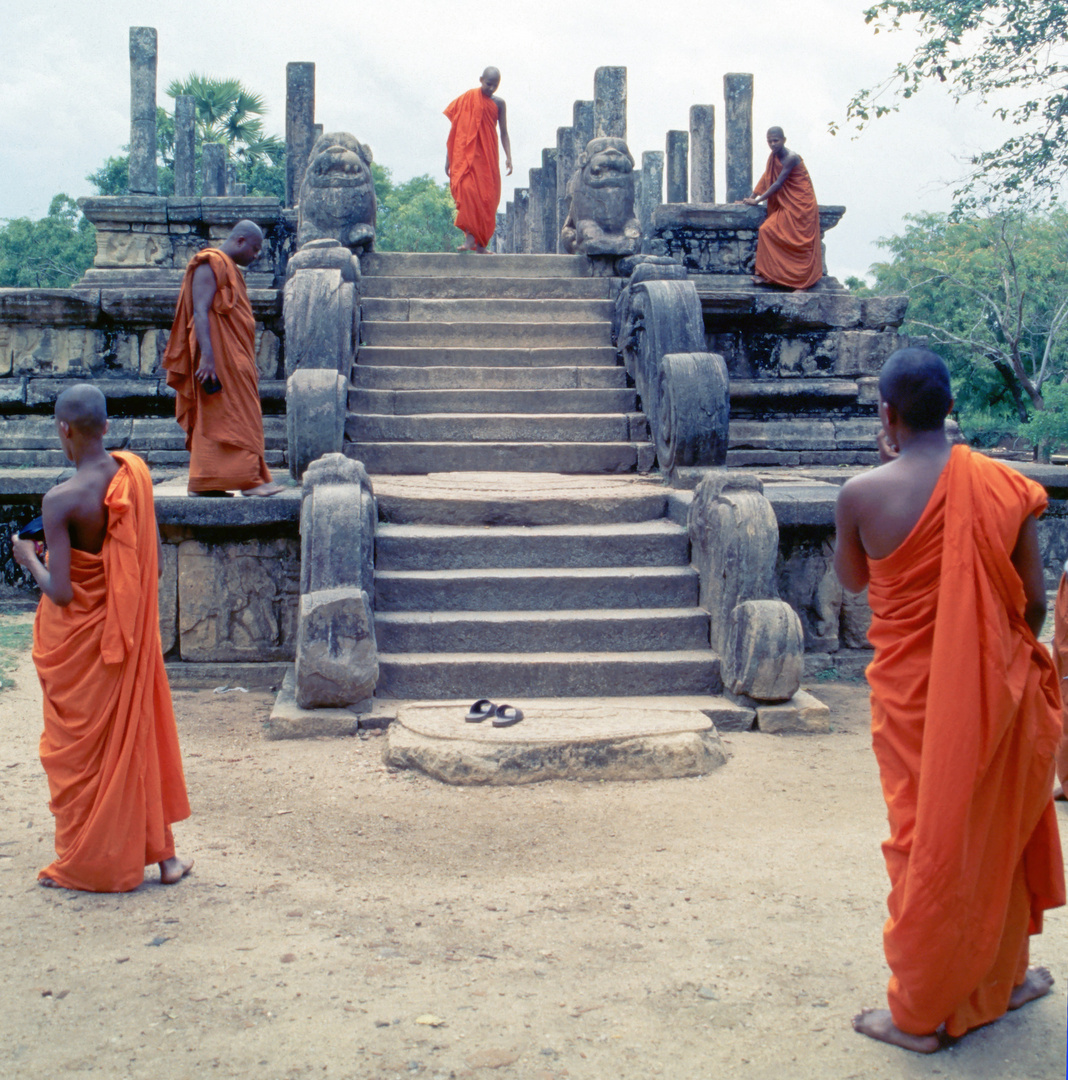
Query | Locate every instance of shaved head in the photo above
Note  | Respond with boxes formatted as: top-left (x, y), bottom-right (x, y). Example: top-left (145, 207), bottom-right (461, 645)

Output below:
top-left (228, 219), bottom-right (263, 245)
top-left (55, 384), bottom-right (108, 436)
top-left (879, 348), bottom-right (953, 431)
top-left (482, 66), bottom-right (501, 84)
top-left (767, 126), bottom-right (785, 139)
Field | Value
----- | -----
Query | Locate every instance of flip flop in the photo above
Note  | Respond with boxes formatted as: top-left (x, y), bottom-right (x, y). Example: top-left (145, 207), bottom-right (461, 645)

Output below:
top-left (465, 698), bottom-right (496, 723)
top-left (492, 704), bottom-right (524, 728)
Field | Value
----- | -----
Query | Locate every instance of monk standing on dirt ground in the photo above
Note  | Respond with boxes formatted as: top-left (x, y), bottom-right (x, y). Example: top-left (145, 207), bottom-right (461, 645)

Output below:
top-left (833, 347), bottom-right (1064, 1053)
top-left (163, 219), bottom-right (283, 496)
top-left (445, 67), bottom-right (512, 253)
top-left (738, 127), bottom-right (822, 290)
top-left (11, 385), bottom-right (192, 892)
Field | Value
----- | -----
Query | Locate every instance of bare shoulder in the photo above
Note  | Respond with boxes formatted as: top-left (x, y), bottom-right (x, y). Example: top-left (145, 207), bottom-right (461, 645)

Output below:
top-left (493, 94), bottom-right (507, 113)
top-left (838, 462), bottom-right (895, 509)
top-left (783, 149), bottom-right (802, 167)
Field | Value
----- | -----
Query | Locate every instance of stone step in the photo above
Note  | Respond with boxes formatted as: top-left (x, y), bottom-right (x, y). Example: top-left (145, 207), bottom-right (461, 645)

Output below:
top-left (349, 387), bottom-right (637, 416)
top-left (374, 520), bottom-right (689, 570)
top-left (375, 608), bottom-right (711, 653)
top-left (360, 252), bottom-right (593, 278)
top-left (348, 440), bottom-right (641, 474)
top-left (361, 276), bottom-right (616, 300)
top-left (361, 321), bottom-right (612, 348)
top-left (0, 448), bottom-right (287, 469)
top-left (355, 346), bottom-right (620, 368)
top-left (361, 298), bottom-right (615, 323)
top-left (0, 415), bottom-right (286, 451)
top-left (351, 364), bottom-right (628, 390)
top-left (375, 651), bottom-right (721, 699)
top-left (375, 566), bottom-right (700, 611)
top-left (347, 413), bottom-right (645, 444)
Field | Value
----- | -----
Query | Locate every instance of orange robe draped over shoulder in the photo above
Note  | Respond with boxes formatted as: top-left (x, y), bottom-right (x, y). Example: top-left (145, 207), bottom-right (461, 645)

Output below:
top-left (1051, 571), bottom-right (1068, 788)
top-left (33, 451), bottom-right (190, 892)
top-left (162, 248), bottom-right (273, 492)
top-left (753, 152), bottom-right (822, 289)
top-left (865, 445), bottom-right (1064, 1037)
top-left (444, 88), bottom-right (501, 248)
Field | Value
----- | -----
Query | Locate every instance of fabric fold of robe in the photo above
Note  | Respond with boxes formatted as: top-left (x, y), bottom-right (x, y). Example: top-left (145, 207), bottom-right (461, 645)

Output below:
top-left (162, 247), bottom-right (272, 492)
top-left (1051, 571), bottom-right (1068, 789)
top-left (445, 88), bottom-right (501, 248)
top-left (34, 451), bottom-right (190, 892)
top-left (753, 153), bottom-right (822, 289)
top-left (865, 444), bottom-right (1064, 1037)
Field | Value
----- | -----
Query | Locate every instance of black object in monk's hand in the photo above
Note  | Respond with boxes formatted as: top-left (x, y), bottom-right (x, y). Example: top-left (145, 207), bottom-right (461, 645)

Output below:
top-left (201, 374), bottom-right (223, 395)
top-left (19, 515), bottom-right (45, 541)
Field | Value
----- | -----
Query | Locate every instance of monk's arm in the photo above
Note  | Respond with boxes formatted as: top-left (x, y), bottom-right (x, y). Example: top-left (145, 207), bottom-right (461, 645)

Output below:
top-left (191, 263), bottom-right (219, 385)
top-left (744, 153), bottom-right (799, 206)
top-left (10, 490), bottom-right (73, 606)
top-left (833, 481), bottom-right (870, 593)
top-left (496, 98), bottom-right (513, 175)
top-left (1011, 514), bottom-right (1047, 636)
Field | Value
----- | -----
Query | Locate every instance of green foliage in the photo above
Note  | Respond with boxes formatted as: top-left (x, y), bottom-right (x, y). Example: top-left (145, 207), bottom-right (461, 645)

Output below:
top-left (0, 195), bottom-right (96, 287)
top-left (373, 165), bottom-right (463, 253)
top-left (0, 615), bottom-right (34, 693)
top-left (839, 1), bottom-right (1068, 208)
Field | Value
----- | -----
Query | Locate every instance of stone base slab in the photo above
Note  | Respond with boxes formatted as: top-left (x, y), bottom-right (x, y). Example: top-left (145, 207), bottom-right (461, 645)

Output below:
top-left (265, 667), bottom-right (391, 740)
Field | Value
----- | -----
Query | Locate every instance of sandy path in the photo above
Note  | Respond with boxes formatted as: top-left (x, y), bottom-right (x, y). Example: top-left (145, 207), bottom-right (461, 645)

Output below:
top-left (1, 629), bottom-right (1064, 1080)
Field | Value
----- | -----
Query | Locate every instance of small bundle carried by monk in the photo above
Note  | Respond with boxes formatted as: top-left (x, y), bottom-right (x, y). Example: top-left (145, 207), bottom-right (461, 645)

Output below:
top-left (11, 385), bottom-right (192, 892)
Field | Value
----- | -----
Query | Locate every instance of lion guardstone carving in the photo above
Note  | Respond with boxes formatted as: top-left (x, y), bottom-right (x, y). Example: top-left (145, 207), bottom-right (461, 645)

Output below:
top-left (561, 137), bottom-right (641, 257)
top-left (297, 131), bottom-right (377, 253)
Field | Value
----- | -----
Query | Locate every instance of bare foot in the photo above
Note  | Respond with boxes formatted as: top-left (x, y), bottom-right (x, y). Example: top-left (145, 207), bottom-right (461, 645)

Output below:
top-left (752, 274), bottom-right (769, 285)
top-left (1008, 966), bottom-right (1054, 1010)
top-left (240, 482), bottom-right (285, 497)
top-left (1053, 784), bottom-right (1066, 801)
top-left (188, 490), bottom-right (233, 498)
top-left (852, 1008), bottom-right (940, 1053)
top-left (38, 875), bottom-right (62, 889)
top-left (159, 856), bottom-right (194, 885)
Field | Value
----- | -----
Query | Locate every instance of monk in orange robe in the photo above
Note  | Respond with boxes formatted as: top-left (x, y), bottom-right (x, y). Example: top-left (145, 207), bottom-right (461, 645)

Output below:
top-left (163, 219), bottom-right (282, 496)
top-left (1051, 567), bottom-right (1068, 799)
top-left (739, 127), bottom-right (823, 290)
top-left (445, 66), bottom-right (513, 253)
top-left (834, 348), bottom-right (1063, 1052)
top-left (11, 385), bottom-right (192, 892)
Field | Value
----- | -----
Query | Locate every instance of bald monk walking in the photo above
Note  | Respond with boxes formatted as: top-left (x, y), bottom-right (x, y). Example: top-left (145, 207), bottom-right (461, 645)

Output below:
top-left (445, 67), bottom-right (513, 253)
top-left (163, 219), bottom-right (283, 496)
top-left (739, 127), bottom-right (822, 290)
top-left (11, 385), bottom-right (192, 892)
top-left (834, 348), bottom-right (1064, 1052)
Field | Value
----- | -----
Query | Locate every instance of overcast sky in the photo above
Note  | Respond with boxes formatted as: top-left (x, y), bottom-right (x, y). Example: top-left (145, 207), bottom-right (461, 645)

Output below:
top-left (0, 0), bottom-right (1027, 280)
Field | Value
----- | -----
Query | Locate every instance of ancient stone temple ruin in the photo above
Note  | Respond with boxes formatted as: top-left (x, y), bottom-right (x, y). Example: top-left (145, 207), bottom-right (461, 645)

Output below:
top-left (2, 32), bottom-right (1065, 781)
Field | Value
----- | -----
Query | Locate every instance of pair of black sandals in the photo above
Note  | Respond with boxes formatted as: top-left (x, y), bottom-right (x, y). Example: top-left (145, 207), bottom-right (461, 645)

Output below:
top-left (465, 699), bottom-right (524, 727)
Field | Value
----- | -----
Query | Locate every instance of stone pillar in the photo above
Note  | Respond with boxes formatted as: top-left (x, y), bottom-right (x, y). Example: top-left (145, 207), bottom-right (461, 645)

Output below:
top-left (540, 148), bottom-right (558, 254)
top-left (202, 143), bottom-right (227, 197)
top-left (286, 62), bottom-right (316, 208)
top-left (689, 104), bottom-right (715, 203)
top-left (573, 100), bottom-right (594, 157)
top-left (528, 168), bottom-right (544, 253)
top-left (505, 201), bottom-right (515, 254)
top-left (639, 150), bottom-right (664, 247)
top-left (724, 73), bottom-right (754, 203)
top-left (666, 131), bottom-right (689, 203)
top-left (514, 188), bottom-right (530, 253)
top-left (495, 213), bottom-right (506, 253)
top-left (556, 127), bottom-right (576, 254)
top-left (173, 94), bottom-right (196, 197)
top-left (128, 27), bottom-right (158, 195)
top-left (594, 66), bottom-right (627, 141)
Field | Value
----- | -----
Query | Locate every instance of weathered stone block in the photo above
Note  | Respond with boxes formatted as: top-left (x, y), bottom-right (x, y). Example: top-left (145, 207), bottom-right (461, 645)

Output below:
top-left (255, 328), bottom-right (282, 380)
top-left (283, 267), bottom-right (356, 376)
top-left (95, 230), bottom-right (170, 268)
top-left (777, 538), bottom-right (842, 651)
top-left (287, 370), bottom-right (347, 480)
top-left (294, 587), bottom-right (378, 708)
top-left (159, 542), bottom-right (178, 654)
top-left (840, 587), bottom-right (872, 649)
top-left (139, 328), bottom-right (163, 375)
top-left (861, 295), bottom-right (909, 329)
top-left (833, 417), bottom-right (882, 450)
top-left (756, 689), bottom-right (831, 734)
top-left (1, 326), bottom-right (105, 376)
top-left (723, 599), bottom-right (804, 701)
top-left (834, 330), bottom-right (898, 376)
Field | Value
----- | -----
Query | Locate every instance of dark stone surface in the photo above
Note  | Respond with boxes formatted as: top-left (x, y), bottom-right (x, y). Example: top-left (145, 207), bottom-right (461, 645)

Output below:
top-left (657, 351), bottom-right (730, 472)
top-left (297, 133), bottom-right (377, 253)
top-left (286, 62), bottom-right (316, 208)
top-left (639, 151), bottom-right (664, 251)
top-left (540, 148), bottom-right (558, 255)
top-left (513, 188), bottom-right (530, 254)
top-left (528, 167), bottom-right (544, 253)
top-left (561, 138), bottom-right (640, 257)
top-left (173, 96), bottom-right (195, 197)
top-left (573, 100), bottom-right (595, 155)
top-left (128, 27), bottom-right (157, 195)
top-left (724, 74), bottom-right (754, 203)
top-left (555, 128), bottom-right (576, 255)
top-left (666, 131), bottom-right (688, 203)
top-left (201, 144), bottom-right (227, 197)
top-left (594, 67), bottom-right (627, 141)
top-left (689, 105), bottom-right (715, 203)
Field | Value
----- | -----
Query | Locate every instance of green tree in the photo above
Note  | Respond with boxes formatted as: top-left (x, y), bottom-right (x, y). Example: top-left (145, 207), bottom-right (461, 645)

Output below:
top-left (840, 1), bottom-right (1068, 208)
top-left (0, 195), bottom-right (96, 287)
top-left (372, 165), bottom-right (463, 252)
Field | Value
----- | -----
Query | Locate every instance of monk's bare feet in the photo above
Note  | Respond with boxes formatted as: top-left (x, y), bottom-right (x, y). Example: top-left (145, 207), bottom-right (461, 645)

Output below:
top-left (38, 875), bottom-right (61, 889)
top-left (1053, 784), bottom-right (1066, 801)
top-left (852, 1008), bottom-right (940, 1054)
top-left (188, 489), bottom-right (233, 498)
top-left (240, 482), bottom-right (285, 497)
top-left (159, 856), bottom-right (194, 885)
top-left (1008, 966), bottom-right (1054, 1010)
top-left (752, 273), bottom-right (769, 285)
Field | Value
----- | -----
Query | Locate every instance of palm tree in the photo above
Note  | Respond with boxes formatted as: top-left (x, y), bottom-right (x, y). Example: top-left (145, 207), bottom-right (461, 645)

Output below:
top-left (165, 75), bottom-right (281, 166)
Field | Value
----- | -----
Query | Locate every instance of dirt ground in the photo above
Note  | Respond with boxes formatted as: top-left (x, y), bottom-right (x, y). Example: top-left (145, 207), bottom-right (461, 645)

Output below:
top-left (0, 615), bottom-right (1065, 1080)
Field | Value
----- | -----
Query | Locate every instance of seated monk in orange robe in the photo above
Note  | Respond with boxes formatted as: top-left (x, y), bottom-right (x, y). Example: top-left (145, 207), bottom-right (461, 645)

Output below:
top-left (11, 385), bottom-right (192, 892)
top-left (1051, 567), bottom-right (1068, 799)
top-left (834, 348), bottom-right (1064, 1053)
top-left (445, 66), bottom-right (513, 253)
top-left (163, 219), bottom-right (282, 496)
top-left (739, 127), bottom-right (823, 290)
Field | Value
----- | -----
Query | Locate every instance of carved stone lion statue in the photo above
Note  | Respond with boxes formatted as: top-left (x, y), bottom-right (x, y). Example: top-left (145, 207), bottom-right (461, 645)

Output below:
top-left (297, 132), bottom-right (377, 253)
top-left (561, 136), bottom-right (641, 257)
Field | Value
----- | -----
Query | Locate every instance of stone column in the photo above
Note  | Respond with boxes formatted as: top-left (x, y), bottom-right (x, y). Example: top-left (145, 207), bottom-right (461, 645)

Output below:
top-left (666, 131), bottom-right (689, 203)
top-left (505, 201), bottom-right (515, 254)
top-left (528, 168), bottom-right (544, 253)
top-left (639, 150), bottom-right (664, 247)
top-left (689, 104), bottom-right (715, 203)
top-left (286, 62), bottom-right (316, 207)
top-left (128, 27), bottom-right (158, 195)
top-left (573, 100), bottom-right (594, 157)
top-left (594, 66), bottom-right (627, 141)
top-left (173, 94), bottom-right (196, 197)
top-left (202, 143), bottom-right (227, 197)
top-left (556, 127), bottom-right (576, 254)
top-left (540, 148), bottom-right (558, 254)
top-left (724, 73), bottom-right (754, 202)
top-left (514, 188), bottom-right (530, 253)
top-left (495, 213), bottom-right (506, 253)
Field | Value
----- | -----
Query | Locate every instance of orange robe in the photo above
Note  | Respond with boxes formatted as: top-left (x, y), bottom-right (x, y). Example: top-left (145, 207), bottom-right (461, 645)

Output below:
top-left (753, 152), bottom-right (823, 289)
top-left (1051, 572), bottom-right (1068, 788)
top-left (33, 451), bottom-right (190, 892)
top-left (865, 445), bottom-right (1064, 1037)
top-left (163, 248), bottom-right (273, 492)
top-left (444, 88), bottom-right (501, 248)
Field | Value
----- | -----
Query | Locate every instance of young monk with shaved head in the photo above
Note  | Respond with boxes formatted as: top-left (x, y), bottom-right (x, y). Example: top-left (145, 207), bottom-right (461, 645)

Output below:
top-left (834, 348), bottom-right (1064, 1052)
top-left (11, 385), bottom-right (192, 891)
top-left (164, 219), bottom-right (283, 496)
top-left (445, 67), bottom-right (513, 253)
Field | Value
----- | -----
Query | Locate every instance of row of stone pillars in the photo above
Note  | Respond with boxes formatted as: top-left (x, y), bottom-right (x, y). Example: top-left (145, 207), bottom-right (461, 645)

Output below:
top-left (497, 68), bottom-right (756, 255)
top-left (127, 26), bottom-right (319, 206)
